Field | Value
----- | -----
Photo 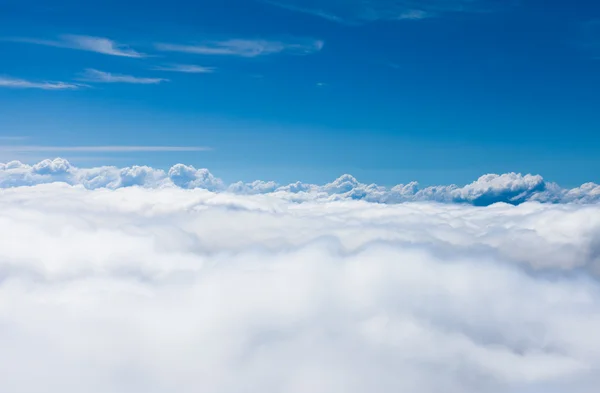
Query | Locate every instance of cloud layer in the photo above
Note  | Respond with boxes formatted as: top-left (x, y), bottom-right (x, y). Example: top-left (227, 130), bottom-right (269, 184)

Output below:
top-left (0, 158), bottom-right (599, 205)
top-left (1, 180), bottom-right (600, 393)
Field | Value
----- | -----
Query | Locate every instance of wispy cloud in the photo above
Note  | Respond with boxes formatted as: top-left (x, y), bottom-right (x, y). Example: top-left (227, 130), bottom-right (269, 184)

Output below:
top-left (151, 64), bottom-right (216, 73)
top-left (155, 38), bottom-right (324, 57)
top-left (7, 35), bottom-right (145, 57)
top-left (265, 0), bottom-right (496, 24)
top-left (78, 69), bottom-right (168, 84)
top-left (0, 146), bottom-right (211, 153)
top-left (0, 76), bottom-right (81, 90)
top-left (398, 9), bottom-right (430, 20)
top-left (0, 136), bottom-right (29, 141)
top-left (262, 0), bottom-right (347, 23)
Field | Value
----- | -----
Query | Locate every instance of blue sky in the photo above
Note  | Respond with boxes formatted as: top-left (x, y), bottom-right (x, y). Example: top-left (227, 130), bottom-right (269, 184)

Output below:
top-left (0, 0), bottom-right (599, 187)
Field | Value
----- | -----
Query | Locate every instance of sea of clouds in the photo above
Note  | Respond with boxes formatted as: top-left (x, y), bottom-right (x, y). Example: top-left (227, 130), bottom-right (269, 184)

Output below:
top-left (1, 158), bottom-right (599, 205)
top-left (1, 159), bottom-right (600, 392)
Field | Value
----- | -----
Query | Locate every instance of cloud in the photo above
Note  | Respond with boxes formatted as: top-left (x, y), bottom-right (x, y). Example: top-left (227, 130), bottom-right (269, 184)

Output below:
top-left (0, 158), bottom-right (599, 205)
top-left (151, 64), bottom-right (217, 73)
top-left (7, 34), bottom-right (146, 57)
top-left (265, 0), bottom-right (499, 24)
top-left (155, 38), bottom-right (324, 57)
top-left (78, 69), bottom-right (168, 84)
top-left (1, 181), bottom-right (600, 393)
top-left (0, 146), bottom-right (211, 153)
top-left (0, 76), bottom-right (81, 90)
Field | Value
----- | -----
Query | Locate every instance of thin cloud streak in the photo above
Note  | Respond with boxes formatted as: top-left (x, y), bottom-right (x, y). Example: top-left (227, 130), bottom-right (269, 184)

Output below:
top-left (151, 64), bottom-right (217, 73)
top-left (263, 0), bottom-right (347, 23)
top-left (264, 0), bottom-right (497, 24)
top-left (78, 69), bottom-right (168, 84)
top-left (155, 38), bottom-right (324, 57)
top-left (6, 35), bottom-right (146, 57)
top-left (0, 76), bottom-right (81, 90)
top-left (0, 146), bottom-right (212, 153)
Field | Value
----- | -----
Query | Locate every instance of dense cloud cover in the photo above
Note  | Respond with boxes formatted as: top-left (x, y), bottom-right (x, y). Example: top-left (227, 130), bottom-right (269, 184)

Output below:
top-left (1, 158), bottom-right (599, 205)
top-left (1, 183), bottom-right (600, 393)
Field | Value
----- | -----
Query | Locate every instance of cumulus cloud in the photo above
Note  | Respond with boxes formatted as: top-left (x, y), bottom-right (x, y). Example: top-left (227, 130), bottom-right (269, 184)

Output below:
top-left (0, 158), bottom-right (599, 205)
top-left (7, 34), bottom-right (146, 57)
top-left (155, 38), bottom-right (324, 57)
top-left (1, 182), bottom-right (600, 393)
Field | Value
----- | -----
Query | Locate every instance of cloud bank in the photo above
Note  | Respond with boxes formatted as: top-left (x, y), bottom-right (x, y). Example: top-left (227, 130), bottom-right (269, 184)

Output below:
top-left (0, 158), bottom-right (599, 205)
top-left (1, 180), bottom-right (600, 393)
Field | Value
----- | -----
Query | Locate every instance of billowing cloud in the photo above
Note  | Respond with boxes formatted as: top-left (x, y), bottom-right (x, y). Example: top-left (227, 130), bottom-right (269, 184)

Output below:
top-left (1, 181), bottom-right (600, 393)
top-left (0, 158), bottom-right (599, 205)
top-left (7, 34), bottom-right (146, 57)
top-left (155, 38), bottom-right (324, 57)
top-left (265, 0), bottom-right (503, 24)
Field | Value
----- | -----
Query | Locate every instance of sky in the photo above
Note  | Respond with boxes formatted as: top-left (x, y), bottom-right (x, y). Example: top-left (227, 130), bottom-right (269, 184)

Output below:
top-left (0, 0), bottom-right (599, 187)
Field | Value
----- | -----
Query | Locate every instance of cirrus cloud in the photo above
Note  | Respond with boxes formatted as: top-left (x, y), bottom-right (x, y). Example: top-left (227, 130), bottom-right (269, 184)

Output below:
top-left (78, 69), bottom-right (168, 84)
top-left (155, 38), bottom-right (324, 57)
top-left (0, 76), bottom-right (82, 90)
top-left (5, 34), bottom-right (146, 57)
top-left (265, 0), bottom-right (505, 24)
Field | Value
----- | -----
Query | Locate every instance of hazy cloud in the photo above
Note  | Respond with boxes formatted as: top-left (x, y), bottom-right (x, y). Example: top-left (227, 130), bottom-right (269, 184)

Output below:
top-left (0, 146), bottom-right (210, 153)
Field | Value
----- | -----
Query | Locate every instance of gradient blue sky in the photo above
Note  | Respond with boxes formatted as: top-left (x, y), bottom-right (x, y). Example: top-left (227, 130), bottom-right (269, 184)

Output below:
top-left (0, 0), bottom-right (599, 186)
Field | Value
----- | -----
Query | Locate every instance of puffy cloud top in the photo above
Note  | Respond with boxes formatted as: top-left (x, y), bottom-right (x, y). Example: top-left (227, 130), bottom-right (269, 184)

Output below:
top-left (0, 158), bottom-right (598, 205)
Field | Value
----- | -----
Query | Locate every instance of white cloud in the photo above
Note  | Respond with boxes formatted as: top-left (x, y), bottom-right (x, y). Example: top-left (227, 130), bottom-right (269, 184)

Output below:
top-left (78, 69), bottom-right (168, 84)
top-left (265, 0), bottom-right (497, 24)
top-left (8, 34), bottom-right (146, 57)
top-left (155, 38), bottom-right (324, 57)
top-left (151, 64), bottom-right (217, 73)
top-left (0, 182), bottom-right (600, 393)
top-left (0, 158), bottom-right (599, 205)
top-left (0, 76), bottom-right (81, 90)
